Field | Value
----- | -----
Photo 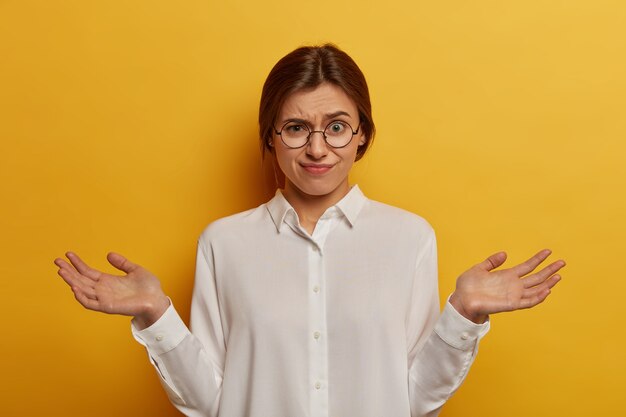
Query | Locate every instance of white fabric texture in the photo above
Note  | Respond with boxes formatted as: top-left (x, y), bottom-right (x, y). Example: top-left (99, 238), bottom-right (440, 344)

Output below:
top-left (132, 185), bottom-right (489, 417)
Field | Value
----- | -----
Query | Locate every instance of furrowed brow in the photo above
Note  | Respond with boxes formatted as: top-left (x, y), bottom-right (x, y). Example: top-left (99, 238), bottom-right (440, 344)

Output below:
top-left (279, 111), bottom-right (353, 125)
top-left (280, 117), bottom-right (309, 125)
top-left (325, 111), bottom-right (352, 119)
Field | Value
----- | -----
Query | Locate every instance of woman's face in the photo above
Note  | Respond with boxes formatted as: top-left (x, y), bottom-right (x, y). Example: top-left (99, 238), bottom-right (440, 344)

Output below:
top-left (272, 82), bottom-right (365, 202)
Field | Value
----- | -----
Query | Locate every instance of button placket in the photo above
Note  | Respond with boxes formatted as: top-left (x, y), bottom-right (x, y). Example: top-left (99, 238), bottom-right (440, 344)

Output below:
top-left (308, 238), bottom-right (329, 417)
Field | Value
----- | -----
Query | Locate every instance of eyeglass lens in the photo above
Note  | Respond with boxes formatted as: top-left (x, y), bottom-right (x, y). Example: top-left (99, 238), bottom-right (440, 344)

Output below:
top-left (279, 121), bottom-right (355, 148)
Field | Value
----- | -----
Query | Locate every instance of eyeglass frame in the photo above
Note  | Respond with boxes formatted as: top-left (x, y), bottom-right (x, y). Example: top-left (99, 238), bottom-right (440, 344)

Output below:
top-left (273, 119), bottom-right (361, 149)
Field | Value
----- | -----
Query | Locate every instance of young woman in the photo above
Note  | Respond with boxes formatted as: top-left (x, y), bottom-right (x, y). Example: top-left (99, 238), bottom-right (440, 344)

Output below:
top-left (55, 44), bottom-right (564, 417)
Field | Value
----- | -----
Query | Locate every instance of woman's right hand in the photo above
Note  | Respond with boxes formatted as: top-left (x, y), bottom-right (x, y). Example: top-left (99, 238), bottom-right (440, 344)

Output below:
top-left (54, 252), bottom-right (170, 330)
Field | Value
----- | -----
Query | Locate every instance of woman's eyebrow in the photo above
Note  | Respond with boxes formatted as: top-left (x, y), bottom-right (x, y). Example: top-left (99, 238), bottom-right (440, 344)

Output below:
top-left (279, 111), bottom-right (354, 125)
top-left (324, 110), bottom-right (352, 119)
top-left (281, 117), bottom-right (309, 124)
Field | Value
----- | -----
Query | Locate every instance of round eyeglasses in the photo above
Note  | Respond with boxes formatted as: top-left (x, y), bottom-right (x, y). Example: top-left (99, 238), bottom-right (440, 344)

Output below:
top-left (274, 120), bottom-right (360, 149)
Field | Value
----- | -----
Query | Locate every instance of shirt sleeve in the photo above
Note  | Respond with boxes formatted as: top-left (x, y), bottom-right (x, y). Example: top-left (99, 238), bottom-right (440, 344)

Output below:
top-left (406, 228), bottom-right (490, 417)
top-left (131, 238), bottom-right (224, 417)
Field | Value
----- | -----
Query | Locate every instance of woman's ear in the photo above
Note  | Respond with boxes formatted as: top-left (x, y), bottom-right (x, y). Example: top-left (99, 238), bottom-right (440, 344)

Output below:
top-left (358, 133), bottom-right (367, 147)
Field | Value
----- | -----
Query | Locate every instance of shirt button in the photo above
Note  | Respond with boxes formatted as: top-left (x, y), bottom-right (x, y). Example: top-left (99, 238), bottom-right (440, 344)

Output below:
top-left (460, 332), bottom-right (469, 341)
top-left (313, 331), bottom-right (321, 340)
top-left (155, 334), bottom-right (164, 342)
top-left (315, 381), bottom-right (321, 390)
top-left (313, 285), bottom-right (320, 293)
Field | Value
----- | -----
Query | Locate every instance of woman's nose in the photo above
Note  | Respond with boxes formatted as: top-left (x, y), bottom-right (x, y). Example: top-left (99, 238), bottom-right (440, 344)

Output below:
top-left (306, 131), bottom-right (329, 159)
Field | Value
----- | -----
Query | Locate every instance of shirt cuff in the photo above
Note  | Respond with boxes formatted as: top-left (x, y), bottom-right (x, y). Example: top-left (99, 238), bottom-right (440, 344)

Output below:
top-left (131, 301), bottom-right (191, 355)
top-left (434, 298), bottom-right (490, 351)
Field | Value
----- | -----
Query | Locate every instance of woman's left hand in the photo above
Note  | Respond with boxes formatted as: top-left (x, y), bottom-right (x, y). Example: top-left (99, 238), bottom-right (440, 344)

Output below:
top-left (449, 249), bottom-right (565, 324)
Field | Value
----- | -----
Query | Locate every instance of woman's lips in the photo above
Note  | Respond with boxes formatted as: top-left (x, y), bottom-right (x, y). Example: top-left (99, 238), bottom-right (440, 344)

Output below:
top-left (300, 163), bottom-right (334, 175)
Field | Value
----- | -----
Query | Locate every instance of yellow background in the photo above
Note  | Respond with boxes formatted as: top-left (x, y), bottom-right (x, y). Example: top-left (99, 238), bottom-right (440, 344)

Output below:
top-left (1, 0), bottom-right (624, 416)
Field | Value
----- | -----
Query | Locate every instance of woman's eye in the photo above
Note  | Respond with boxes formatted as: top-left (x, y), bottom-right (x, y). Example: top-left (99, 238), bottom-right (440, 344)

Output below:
top-left (285, 124), bottom-right (306, 133)
top-left (328, 122), bottom-right (347, 134)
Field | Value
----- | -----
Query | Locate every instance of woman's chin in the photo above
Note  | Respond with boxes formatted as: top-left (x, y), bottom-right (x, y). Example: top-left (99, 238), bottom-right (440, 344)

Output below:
top-left (285, 179), bottom-right (349, 200)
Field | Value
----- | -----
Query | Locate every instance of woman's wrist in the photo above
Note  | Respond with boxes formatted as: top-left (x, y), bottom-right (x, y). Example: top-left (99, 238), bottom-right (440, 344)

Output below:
top-left (134, 295), bottom-right (170, 330)
top-left (449, 291), bottom-right (488, 324)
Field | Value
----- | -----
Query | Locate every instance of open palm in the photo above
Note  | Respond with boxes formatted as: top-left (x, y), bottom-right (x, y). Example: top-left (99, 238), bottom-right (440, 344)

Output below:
top-left (450, 249), bottom-right (565, 323)
top-left (54, 252), bottom-right (169, 327)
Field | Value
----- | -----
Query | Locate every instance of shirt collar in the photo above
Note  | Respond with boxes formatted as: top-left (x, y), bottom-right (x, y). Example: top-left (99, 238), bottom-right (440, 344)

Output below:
top-left (266, 185), bottom-right (367, 233)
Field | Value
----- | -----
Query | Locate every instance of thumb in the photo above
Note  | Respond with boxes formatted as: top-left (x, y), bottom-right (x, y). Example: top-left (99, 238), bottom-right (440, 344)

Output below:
top-left (477, 251), bottom-right (507, 271)
top-left (107, 252), bottom-right (139, 274)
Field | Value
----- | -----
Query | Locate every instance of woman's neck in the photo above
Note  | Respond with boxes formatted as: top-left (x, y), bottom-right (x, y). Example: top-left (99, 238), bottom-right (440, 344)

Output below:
top-left (282, 180), bottom-right (351, 235)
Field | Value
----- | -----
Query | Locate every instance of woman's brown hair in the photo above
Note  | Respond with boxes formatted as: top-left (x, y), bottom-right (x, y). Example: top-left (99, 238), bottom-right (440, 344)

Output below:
top-left (259, 44), bottom-right (375, 161)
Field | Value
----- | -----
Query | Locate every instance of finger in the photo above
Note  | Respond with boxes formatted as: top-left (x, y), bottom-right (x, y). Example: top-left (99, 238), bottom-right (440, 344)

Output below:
top-left (73, 287), bottom-right (101, 311)
top-left (107, 252), bottom-right (139, 274)
top-left (520, 275), bottom-right (562, 308)
top-left (513, 249), bottom-right (552, 277)
top-left (477, 251), bottom-right (507, 271)
top-left (65, 252), bottom-right (101, 281)
top-left (56, 262), bottom-right (78, 287)
top-left (539, 273), bottom-right (562, 291)
top-left (56, 266), bottom-right (98, 299)
top-left (522, 260), bottom-right (566, 288)
top-left (518, 287), bottom-right (551, 309)
top-left (54, 257), bottom-right (75, 272)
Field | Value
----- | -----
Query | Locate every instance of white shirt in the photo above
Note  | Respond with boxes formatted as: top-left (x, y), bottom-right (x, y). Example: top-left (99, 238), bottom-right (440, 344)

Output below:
top-left (132, 185), bottom-right (489, 417)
